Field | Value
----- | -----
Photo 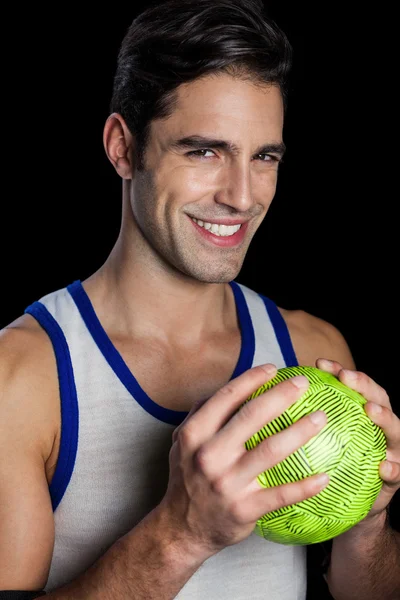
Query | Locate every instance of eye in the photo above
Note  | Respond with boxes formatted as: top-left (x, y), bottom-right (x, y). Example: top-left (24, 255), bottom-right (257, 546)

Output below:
top-left (187, 149), bottom-right (215, 158)
top-left (255, 153), bottom-right (280, 163)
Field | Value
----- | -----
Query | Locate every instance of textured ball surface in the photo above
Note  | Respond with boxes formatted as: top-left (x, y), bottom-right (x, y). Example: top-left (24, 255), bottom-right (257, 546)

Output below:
top-left (244, 366), bottom-right (386, 545)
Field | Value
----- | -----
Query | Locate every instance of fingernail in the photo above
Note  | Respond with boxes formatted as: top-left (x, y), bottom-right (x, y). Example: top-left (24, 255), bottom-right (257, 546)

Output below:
top-left (291, 375), bottom-right (309, 389)
top-left (319, 359), bottom-right (333, 369)
top-left (343, 369), bottom-right (357, 380)
top-left (315, 474), bottom-right (330, 488)
top-left (310, 410), bottom-right (326, 425)
top-left (261, 364), bottom-right (277, 374)
top-left (368, 402), bottom-right (382, 416)
top-left (382, 461), bottom-right (393, 477)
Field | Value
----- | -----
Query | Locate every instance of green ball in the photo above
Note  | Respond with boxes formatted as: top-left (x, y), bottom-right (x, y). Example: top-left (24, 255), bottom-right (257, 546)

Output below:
top-left (244, 366), bottom-right (386, 545)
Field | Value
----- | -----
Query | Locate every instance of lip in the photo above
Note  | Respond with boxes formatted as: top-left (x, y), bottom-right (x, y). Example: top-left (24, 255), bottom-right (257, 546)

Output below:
top-left (189, 217), bottom-right (249, 226)
top-left (188, 216), bottom-right (249, 247)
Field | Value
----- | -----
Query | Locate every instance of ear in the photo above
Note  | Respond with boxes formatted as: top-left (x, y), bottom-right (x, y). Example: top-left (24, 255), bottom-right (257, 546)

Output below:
top-left (103, 113), bottom-right (135, 179)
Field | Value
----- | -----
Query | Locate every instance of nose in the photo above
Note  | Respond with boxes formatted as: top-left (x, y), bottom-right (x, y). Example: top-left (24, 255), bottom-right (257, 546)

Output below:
top-left (214, 159), bottom-right (255, 213)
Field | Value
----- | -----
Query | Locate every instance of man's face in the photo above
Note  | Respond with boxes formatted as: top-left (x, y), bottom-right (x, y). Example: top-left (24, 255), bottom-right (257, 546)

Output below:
top-left (131, 73), bottom-right (285, 283)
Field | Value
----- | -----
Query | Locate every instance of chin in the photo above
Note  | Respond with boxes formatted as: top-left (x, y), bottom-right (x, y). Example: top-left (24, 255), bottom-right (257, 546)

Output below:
top-left (184, 265), bottom-right (242, 284)
top-left (170, 249), bottom-right (245, 283)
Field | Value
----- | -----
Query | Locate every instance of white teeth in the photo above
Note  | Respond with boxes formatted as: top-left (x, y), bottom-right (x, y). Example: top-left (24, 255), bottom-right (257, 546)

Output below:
top-left (191, 218), bottom-right (242, 237)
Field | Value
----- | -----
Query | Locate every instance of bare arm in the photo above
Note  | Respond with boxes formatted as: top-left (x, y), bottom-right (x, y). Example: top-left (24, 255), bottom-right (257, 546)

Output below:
top-left (0, 320), bottom-right (202, 600)
top-left (44, 366), bottom-right (329, 599)
top-left (312, 349), bottom-right (400, 599)
top-left (0, 322), bottom-right (56, 591)
top-left (43, 507), bottom-right (208, 600)
top-left (0, 320), bottom-right (203, 599)
top-left (323, 362), bottom-right (400, 600)
top-left (326, 510), bottom-right (400, 600)
top-left (2, 322), bottom-right (330, 598)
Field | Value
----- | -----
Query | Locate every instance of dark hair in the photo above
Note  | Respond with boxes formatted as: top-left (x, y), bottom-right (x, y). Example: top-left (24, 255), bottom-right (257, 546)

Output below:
top-left (110, 0), bottom-right (292, 169)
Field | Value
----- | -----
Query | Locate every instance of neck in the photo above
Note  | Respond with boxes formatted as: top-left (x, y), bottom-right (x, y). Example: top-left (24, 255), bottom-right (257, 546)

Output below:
top-left (82, 234), bottom-right (237, 347)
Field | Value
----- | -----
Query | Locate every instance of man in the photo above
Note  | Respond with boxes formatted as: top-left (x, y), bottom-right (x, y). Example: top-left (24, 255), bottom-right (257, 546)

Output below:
top-left (0, 0), bottom-right (399, 599)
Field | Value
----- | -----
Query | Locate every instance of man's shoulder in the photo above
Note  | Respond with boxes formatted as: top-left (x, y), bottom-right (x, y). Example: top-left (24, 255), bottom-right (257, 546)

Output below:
top-left (0, 314), bottom-right (59, 462)
top-left (278, 307), bottom-right (356, 369)
top-left (0, 312), bottom-right (53, 367)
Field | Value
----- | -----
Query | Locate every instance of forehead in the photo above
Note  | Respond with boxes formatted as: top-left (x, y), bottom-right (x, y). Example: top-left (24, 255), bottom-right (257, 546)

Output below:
top-left (155, 73), bottom-right (284, 140)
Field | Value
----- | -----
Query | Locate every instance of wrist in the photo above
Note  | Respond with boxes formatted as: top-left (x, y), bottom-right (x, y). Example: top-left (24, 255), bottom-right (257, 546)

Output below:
top-left (349, 509), bottom-right (388, 536)
top-left (333, 509), bottom-right (389, 548)
top-left (151, 502), bottom-right (214, 569)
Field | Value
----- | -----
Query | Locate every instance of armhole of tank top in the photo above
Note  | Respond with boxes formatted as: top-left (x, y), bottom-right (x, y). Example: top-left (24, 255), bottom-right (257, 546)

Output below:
top-left (259, 294), bottom-right (299, 367)
top-left (24, 301), bottom-right (79, 512)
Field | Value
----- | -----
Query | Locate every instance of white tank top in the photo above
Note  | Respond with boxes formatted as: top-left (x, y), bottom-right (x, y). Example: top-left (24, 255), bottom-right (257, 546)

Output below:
top-left (25, 280), bottom-right (306, 599)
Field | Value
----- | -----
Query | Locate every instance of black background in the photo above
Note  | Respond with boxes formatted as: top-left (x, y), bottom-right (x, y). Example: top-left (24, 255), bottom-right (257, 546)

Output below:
top-left (2, 3), bottom-right (395, 400)
top-left (1, 3), bottom-right (397, 598)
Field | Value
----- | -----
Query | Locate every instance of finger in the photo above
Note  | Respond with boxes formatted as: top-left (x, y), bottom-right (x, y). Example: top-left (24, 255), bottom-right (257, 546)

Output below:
top-left (232, 409), bottom-right (327, 488)
top-left (364, 401), bottom-right (400, 452)
top-left (339, 370), bottom-right (392, 409)
top-left (177, 363), bottom-right (278, 450)
top-left (242, 472), bottom-right (330, 524)
top-left (369, 463), bottom-right (400, 516)
top-left (206, 374), bottom-right (311, 469)
top-left (173, 365), bottom-right (277, 443)
top-left (316, 358), bottom-right (343, 376)
top-left (379, 460), bottom-right (400, 487)
top-left (172, 395), bottom-right (211, 443)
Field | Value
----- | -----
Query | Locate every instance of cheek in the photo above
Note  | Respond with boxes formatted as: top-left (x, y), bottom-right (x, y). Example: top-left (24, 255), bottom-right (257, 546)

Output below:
top-left (141, 163), bottom-right (279, 214)
top-left (154, 169), bottom-right (217, 215)
top-left (174, 166), bottom-right (218, 195)
top-left (154, 163), bottom-right (212, 196)
top-left (254, 171), bottom-right (279, 203)
top-left (176, 166), bottom-right (279, 199)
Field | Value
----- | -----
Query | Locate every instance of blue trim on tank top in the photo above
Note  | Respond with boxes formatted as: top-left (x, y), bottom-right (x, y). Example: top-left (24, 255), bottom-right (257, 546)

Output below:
top-left (229, 281), bottom-right (255, 378)
top-left (66, 280), bottom-right (255, 426)
top-left (24, 301), bottom-right (79, 512)
top-left (259, 295), bottom-right (299, 367)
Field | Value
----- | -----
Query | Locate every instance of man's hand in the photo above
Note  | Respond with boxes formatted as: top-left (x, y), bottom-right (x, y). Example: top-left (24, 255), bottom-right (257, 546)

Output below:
top-left (317, 358), bottom-right (400, 521)
top-left (158, 363), bottom-right (329, 561)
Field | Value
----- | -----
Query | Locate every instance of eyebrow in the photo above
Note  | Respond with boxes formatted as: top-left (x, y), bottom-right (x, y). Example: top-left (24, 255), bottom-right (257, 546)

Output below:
top-left (169, 135), bottom-right (286, 158)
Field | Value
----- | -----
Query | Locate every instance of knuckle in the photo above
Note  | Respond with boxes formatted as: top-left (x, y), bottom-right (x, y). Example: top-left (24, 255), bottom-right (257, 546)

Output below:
top-left (219, 382), bottom-right (237, 397)
top-left (172, 426), bottom-right (181, 443)
top-left (379, 388), bottom-right (390, 405)
top-left (258, 437), bottom-right (278, 466)
top-left (237, 400), bottom-right (254, 422)
top-left (176, 423), bottom-right (195, 448)
top-left (193, 445), bottom-right (211, 474)
top-left (190, 396), bottom-right (208, 415)
top-left (273, 485), bottom-right (290, 509)
top-left (229, 500), bottom-right (249, 525)
top-left (210, 474), bottom-right (230, 496)
top-left (168, 442), bottom-right (179, 464)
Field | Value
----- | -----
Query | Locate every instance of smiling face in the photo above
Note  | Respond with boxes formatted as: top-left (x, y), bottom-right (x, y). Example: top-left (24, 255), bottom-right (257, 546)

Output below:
top-left (129, 72), bottom-right (285, 283)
